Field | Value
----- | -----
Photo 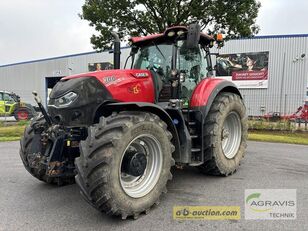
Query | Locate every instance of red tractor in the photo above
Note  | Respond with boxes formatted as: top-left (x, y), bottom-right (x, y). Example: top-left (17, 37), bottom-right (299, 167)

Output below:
top-left (20, 24), bottom-right (247, 219)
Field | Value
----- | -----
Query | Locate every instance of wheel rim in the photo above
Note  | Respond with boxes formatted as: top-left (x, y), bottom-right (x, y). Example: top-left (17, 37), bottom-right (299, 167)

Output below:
top-left (221, 111), bottom-right (242, 159)
top-left (119, 134), bottom-right (163, 198)
top-left (18, 110), bottom-right (29, 120)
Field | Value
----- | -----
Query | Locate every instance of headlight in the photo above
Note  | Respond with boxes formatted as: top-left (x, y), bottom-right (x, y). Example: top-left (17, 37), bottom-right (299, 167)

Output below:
top-left (53, 92), bottom-right (78, 108)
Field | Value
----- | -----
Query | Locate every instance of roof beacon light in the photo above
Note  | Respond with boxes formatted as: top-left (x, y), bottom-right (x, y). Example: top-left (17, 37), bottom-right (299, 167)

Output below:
top-left (216, 33), bottom-right (223, 41)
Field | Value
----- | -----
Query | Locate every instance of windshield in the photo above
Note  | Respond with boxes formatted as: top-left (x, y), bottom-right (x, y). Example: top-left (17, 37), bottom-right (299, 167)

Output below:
top-left (3, 93), bottom-right (15, 102)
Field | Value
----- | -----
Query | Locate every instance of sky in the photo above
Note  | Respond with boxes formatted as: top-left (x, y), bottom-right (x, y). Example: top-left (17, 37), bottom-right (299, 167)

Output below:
top-left (0, 0), bottom-right (308, 65)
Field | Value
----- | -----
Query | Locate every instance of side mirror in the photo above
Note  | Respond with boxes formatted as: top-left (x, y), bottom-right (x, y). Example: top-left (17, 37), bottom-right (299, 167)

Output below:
top-left (186, 23), bottom-right (201, 49)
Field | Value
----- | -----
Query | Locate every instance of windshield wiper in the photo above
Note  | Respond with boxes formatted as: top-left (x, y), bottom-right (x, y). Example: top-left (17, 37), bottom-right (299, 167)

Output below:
top-left (152, 42), bottom-right (166, 60)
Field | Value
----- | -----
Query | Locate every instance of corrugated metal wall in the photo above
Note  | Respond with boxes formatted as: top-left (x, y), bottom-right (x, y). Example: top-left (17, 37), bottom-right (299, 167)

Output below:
top-left (216, 36), bottom-right (308, 115)
top-left (0, 36), bottom-right (307, 115)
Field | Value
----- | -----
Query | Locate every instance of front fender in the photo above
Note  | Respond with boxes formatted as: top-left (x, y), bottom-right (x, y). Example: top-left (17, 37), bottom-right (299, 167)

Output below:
top-left (96, 102), bottom-right (182, 162)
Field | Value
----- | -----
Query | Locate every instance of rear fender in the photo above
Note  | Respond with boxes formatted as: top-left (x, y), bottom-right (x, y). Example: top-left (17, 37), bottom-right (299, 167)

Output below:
top-left (190, 78), bottom-right (242, 119)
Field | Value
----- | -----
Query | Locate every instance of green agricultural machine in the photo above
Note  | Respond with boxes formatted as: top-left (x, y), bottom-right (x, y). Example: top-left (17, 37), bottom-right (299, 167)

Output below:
top-left (0, 91), bottom-right (36, 121)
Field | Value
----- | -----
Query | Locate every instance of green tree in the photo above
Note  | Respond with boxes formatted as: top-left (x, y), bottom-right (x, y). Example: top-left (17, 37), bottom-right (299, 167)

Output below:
top-left (81, 0), bottom-right (261, 50)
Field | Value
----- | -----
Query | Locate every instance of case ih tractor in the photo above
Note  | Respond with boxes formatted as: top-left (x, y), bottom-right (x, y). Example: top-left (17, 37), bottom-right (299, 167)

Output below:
top-left (20, 24), bottom-right (247, 219)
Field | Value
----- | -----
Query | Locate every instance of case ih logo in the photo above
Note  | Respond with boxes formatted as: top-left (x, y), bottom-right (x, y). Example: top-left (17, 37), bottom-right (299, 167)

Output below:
top-left (134, 72), bottom-right (148, 78)
top-left (128, 84), bottom-right (141, 94)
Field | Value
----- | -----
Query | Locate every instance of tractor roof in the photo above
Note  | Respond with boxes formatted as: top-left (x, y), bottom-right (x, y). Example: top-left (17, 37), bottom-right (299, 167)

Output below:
top-left (0, 90), bottom-right (13, 94)
top-left (130, 26), bottom-right (215, 47)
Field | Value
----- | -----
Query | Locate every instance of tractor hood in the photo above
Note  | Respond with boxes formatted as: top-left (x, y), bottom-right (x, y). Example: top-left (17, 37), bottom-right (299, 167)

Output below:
top-left (48, 69), bottom-right (155, 126)
top-left (60, 69), bottom-right (155, 103)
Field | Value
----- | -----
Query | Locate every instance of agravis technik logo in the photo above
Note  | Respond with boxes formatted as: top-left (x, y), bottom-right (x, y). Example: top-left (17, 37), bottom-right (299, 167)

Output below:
top-left (245, 189), bottom-right (296, 220)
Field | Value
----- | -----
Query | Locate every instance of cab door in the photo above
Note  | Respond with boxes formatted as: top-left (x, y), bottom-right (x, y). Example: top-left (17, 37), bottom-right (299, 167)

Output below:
top-left (177, 43), bottom-right (208, 105)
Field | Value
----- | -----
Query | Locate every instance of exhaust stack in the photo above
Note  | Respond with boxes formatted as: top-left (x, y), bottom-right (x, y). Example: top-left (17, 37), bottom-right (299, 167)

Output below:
top-left (111, 32), bottom-right (121, 69)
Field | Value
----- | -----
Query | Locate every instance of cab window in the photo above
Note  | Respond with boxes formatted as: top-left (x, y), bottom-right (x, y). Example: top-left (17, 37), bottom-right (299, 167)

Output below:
top-left (178, 41), bottom-right (207, 82)
top-left (133, 44), bottom-right (173, 78)
top-left (3, 93), bottom-right (14, 102)
top-left (0, 93), bottom-right (3, 101)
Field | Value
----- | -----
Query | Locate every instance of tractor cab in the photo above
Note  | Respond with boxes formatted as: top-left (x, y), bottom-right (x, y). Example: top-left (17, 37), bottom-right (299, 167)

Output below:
top-left (0, 91), bottom-right (17, 116)
top-left (129, 25), bottom-right (221, 105)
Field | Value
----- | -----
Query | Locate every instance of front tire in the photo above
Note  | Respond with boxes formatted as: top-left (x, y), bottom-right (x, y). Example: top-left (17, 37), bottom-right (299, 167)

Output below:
top-left (75, 112), bottom-right (175, 219)
top-left (200, 93), bottom-right (248, 176)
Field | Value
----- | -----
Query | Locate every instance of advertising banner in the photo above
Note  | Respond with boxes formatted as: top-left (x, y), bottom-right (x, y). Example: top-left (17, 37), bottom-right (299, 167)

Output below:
top-left (216, 51), bottom-right (269, 89)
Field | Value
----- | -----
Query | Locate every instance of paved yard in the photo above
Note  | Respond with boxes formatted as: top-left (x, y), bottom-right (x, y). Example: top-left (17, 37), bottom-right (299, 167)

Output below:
top-left (0, 141), bottom-right (307, 230)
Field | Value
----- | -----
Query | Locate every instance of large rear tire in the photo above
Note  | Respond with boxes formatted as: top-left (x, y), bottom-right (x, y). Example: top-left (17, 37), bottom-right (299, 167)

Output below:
top-left (14, 107), bottom-right (33, 121)
top-left (75, 111), bottom-right (175, 219)
top-left (19, 115), bottom-right (75, 185)
top-left (199, 93), bottom-right (248, 176)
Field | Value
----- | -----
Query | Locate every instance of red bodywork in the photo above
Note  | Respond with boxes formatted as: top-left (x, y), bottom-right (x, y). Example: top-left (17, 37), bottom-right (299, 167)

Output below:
top-left (130, 33), bottom-right (163, 44)
top-left (130, 26), bottom-right (214, 46)
top-left (63, 71), bottom-right (229, 108)
top-left (190, 78), bottom-right (226, 107)
top-left (63, 70), bottom-right (155, 103)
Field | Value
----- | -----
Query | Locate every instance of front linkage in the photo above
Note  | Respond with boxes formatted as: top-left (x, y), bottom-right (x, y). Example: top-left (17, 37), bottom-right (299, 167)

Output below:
top-left (26, 92), bottom-right (85, 182)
